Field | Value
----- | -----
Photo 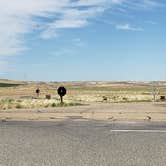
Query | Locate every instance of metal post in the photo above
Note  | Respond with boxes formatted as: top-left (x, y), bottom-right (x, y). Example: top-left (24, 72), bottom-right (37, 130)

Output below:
top-left (152, 81), bottom-right (158, 102)
top-left (60, 96), bottom-right (63, 104)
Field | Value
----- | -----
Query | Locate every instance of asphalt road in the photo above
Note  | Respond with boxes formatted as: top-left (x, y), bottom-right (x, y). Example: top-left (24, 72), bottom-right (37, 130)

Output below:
top-left (1, 120), bottom-right (166, 166)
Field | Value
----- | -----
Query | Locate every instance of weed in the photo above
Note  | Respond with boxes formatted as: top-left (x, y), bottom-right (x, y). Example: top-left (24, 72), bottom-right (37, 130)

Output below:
top-left (51, 103), bottom-right (57, 107)
top-left (16, 104), bottom-right (23, 109)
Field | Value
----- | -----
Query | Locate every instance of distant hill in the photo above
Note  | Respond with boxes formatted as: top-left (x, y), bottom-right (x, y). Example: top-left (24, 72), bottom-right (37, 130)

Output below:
top-left (0, 79), bottom-right (26, 84)
top-left (0, 79), bottom-right (166, 88)
top-left (0, 79), bottom-right (26, 87)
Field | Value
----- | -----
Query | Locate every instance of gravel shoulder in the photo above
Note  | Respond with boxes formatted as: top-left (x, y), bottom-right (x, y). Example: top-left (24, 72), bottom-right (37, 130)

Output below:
top-left (0, 102), bottom-right (166, 122)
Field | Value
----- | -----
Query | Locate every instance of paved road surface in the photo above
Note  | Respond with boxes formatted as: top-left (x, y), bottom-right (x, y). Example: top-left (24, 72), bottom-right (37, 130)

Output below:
top-left (0, 120), bottom-right (166, 166)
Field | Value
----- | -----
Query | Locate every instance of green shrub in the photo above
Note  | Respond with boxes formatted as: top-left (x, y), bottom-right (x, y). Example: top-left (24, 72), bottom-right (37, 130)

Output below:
top-left (51, 103), bottom-right (57, 107)
top-left (16, 104), bottom-right (23, 109)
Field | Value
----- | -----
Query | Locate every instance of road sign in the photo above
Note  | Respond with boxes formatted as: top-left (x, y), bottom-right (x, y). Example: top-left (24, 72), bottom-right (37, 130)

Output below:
top-left (57, 87), bottom-right (67, 104)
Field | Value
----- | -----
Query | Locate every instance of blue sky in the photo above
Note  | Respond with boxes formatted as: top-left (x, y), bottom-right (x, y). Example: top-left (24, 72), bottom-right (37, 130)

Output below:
top-left (0, 0), bottom-right (166, 81)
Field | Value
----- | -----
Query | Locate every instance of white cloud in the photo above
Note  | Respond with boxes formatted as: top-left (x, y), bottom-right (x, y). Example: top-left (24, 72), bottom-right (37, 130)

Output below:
top-left (116, 24), bottom-right (144, 31)
top-left (110, 0), bottom-right (125, 4)
top-left (50, 38), bottom-right (85, 57)
top-left (146, 20), bottom-right (157, 25)
top-left (112, 0), bottom-right (161, 11)
top-left (0, 0), bottom-right (110, 55)
top-left (0, 0), bottom-right (161, 56)
top-left (143, 0), bottom-right (161, 8)
top-left (0, 0), bottom-right (70, 56)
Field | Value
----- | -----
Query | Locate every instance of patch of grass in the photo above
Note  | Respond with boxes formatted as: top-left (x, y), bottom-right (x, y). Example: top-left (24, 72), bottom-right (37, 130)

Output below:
top-left (113, 99), bottom-right (152, 103)
top-left (50, 102), bottom-right (83, 107)
top-left (15, 103), bottom-right (23, 109)
top-left (0, 83), bottom-right (21, 88)
top-left (51, 103), bottom-right (57, 107)
top-left (156, 104), bottom-right (166, 107)
top-left (2, 99), bottom-right (83, 110)
top-left (55, 102), bottom-right (83, 107)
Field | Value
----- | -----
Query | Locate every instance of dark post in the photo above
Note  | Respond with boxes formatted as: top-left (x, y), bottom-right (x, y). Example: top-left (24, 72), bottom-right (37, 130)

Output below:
top-left (60, 96), bottom-right (63, 104)
top-left (36, 88), bottom-right (40, 98)
top-left (57, 86), bottom-right (67, 104)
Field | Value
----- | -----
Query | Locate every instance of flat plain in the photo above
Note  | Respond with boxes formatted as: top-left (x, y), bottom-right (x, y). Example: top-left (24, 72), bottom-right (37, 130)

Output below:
top-left (0, 79), bottom-right (166, 121)
top-left (0, 80), bottom-right (166, 107)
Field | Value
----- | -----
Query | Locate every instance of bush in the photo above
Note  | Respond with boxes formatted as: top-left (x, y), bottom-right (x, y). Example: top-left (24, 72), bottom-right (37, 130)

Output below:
top-left (16, 104), bottom-right (23, 109)
top-left (51, 103), bottom-right (57, 107)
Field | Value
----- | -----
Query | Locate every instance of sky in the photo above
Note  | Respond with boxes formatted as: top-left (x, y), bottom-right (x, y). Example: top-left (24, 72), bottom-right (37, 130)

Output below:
top-left (0, 0), bottom-right (166, 81)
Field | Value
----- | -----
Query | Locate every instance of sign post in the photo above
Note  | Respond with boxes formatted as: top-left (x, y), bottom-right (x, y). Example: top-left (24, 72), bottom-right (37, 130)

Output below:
top-left (57, 87), bottom-right (67, 104)
top-left (152, 81), bottom-right (159, 102)
top-left (36, 88), bottom-right (40, 98)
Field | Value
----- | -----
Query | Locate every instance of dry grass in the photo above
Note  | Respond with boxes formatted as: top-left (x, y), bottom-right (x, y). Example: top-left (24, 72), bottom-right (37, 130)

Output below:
top-left (0, 80), bottom-right (166, 110)
top-left (0, 98), bottom-right (82, 110)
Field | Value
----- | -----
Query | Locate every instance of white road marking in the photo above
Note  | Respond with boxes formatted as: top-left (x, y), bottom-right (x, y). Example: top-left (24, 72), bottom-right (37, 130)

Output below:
top-left (110, 130), bottom-right (166, 133)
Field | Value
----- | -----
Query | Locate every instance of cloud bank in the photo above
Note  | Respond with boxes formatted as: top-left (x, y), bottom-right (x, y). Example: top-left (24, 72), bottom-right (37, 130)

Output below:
top-left (0, 0), bottom-right (161, 56)
top-left (116, 24), bottom-right (144, 31)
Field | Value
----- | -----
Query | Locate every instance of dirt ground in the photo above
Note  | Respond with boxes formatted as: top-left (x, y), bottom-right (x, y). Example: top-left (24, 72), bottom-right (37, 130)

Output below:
top-left (1, 80), bottom-right (166, 121)
top-left (0, 102), bottom-right (166, 122)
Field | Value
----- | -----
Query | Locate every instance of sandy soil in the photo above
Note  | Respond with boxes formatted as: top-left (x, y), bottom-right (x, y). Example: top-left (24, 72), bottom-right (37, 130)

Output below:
top-left (0, 102), bottom-right (166, 121)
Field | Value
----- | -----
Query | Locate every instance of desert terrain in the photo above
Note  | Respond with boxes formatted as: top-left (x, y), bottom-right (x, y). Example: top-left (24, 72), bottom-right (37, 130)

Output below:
top-left (0, 79), bottom-right (166, 121)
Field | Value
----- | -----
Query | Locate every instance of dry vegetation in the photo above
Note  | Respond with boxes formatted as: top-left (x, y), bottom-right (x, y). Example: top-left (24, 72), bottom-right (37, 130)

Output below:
top-left (0, 79), bottom-right (166, 110)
